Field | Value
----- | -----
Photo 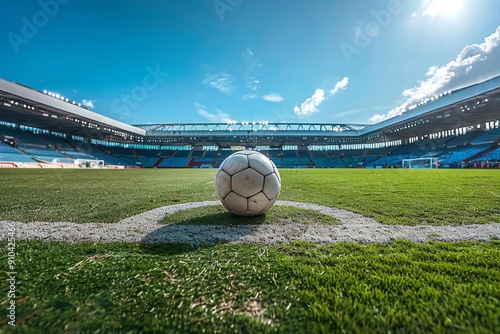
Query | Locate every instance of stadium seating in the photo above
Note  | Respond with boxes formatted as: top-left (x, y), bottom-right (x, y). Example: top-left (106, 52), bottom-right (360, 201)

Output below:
top-left (365, 154), bottom-right (420, 168)
top-left (438, 146), bottom-right (490, 167)
top-left (472, 146), bottom-right (500, 162)
top-left (0, 142), bottom-right (23, 154)
top-left (137, 157), bottom-right (161, 168)
top-left (0, 152), bottom-right (37, 163)
top-left (2, 123), bottom-right (499, 169)
top-left (157, 157), bottom-right (189, 168)
top-left (470, 128), bottom-right (500, 145)
top-left (445, 131), bottom-right (484, 147)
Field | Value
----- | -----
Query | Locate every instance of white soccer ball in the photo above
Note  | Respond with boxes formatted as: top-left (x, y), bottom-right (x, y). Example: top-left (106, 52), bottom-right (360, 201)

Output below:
top-left (215, 150), bottom-right (281, 216)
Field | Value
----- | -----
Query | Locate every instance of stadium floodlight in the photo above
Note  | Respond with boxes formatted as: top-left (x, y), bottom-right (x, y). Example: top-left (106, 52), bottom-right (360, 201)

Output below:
top-left (43, 90), bottom-right (47, 94)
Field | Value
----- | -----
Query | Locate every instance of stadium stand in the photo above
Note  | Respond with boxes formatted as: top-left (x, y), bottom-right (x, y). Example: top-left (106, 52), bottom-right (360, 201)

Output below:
top-left (0, 142), bottom-right (38, 162)
top-left (157, 157), bottom-right (189, 168)
top-left (1, 76), bottom-right (499, 169)
top-left (438, 146), bottom-right (491, 167)
top-left (472, 146), bottom-right (500, 163)
top-left (365, 154), bottom-right (420, 168)
top-left (3, 121), bottom-right (500, 169)
top-left (470, 128), bottom-right (500, 145)
top-left (0, 142), bottom-right (25, 155)
top-left (444, 131), bottom-right (484, 147)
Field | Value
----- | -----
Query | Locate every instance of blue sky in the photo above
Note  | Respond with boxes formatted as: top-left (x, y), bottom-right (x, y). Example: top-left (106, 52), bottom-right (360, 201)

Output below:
top-left (1, 0), bottom-right (500, 125)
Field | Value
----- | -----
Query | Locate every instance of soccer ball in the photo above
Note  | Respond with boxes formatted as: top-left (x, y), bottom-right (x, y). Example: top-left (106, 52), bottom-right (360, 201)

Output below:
top-left (215, 150), bottom-right (281, 216)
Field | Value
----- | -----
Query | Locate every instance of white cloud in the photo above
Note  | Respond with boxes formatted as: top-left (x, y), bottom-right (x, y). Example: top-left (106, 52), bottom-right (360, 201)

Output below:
top-left (194, 103), bottom-right (234, 123)
top-left (368, 26), bottom-right (500, 123)
top-left (294, 89), bottom-right (326, 117)
top-left (367, 114), bottom-right (388, 124)
top-left (327, 103), bottom-right (395, 121)
top-left (330, 77), bottom-right (349, 95)
top-left (423, 0), bottom-right (463, 18)
top-left (82, 99), bottom-right (96, 108)
top-left (202, 72), bottom-right (237, 94)
top-left (242, 48), bottom-right (263, 99)
top-left (262, 93), bottom-right (284, 103)
top-left (294, 77), bottom-right (349, 117)
top-left (201, 49), bottom-right (262, 99)
top-left (242, 91), bottom-right (259, 99)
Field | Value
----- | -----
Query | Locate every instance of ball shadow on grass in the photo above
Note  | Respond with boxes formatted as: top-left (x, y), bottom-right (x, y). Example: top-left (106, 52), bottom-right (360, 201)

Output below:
top-left (162, 205), bottom-right (274, 226)
top-left (142, 206), bottom-right (267, 245)
top-left (141, 205), bottom-right (339, 246)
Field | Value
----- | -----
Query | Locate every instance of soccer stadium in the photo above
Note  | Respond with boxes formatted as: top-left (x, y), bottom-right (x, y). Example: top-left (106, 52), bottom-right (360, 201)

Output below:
top-left (1, 75), bottom-right (500, 332)
top-left (1, 1), bottom-right (500, 333)
top-left (1, 76), bottom-right (500, 170)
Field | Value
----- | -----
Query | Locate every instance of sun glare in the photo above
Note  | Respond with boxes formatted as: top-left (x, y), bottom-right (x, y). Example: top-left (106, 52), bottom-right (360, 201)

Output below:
top-left (423, 0), bottom-right (464, 18)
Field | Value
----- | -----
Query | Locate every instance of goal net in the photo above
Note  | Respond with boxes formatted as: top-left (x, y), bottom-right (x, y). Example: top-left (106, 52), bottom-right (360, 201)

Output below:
top-left (402, 157), bottom-right (438, 169)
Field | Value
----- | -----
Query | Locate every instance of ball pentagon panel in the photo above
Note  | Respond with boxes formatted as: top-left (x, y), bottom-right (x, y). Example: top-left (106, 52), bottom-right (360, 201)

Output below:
top-left (222, 154), bottom-right (248, 175)
top-left (248, 192), bottom-right (270, 212)
top-left (231, 168), bottom-right (264, 198)
top-left (224, 192), bottom-right (247, 212)
top-left (216, 170), bottom-right (232, 199)
top-left (248, 153), bottom-right (274, 175)
top-left (263, 173), bottom-right (281, 199)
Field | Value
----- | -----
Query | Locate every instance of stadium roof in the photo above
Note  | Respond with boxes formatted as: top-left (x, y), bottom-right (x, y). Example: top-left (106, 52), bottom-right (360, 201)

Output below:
top-left (0, 79), bottom-right (146, 142)
top-left (138, 76), bottom-right (500, 146)
top-left (360, 75), bottom-right (500, 142)
top-left (1, 76), bottom-right (499, 147)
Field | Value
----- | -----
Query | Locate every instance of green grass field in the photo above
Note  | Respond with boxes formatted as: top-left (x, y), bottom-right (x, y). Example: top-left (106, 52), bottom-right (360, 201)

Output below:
top-left (1, 168), bottom-right (499, 333)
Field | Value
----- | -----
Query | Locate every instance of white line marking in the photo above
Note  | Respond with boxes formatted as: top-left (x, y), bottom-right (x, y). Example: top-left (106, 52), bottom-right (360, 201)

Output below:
top-left (1, 201), bottom-right (498, 244)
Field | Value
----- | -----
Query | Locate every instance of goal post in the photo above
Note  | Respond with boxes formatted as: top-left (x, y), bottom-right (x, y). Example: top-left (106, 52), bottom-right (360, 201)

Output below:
top-left (402, 157), bottom-right (438, 169)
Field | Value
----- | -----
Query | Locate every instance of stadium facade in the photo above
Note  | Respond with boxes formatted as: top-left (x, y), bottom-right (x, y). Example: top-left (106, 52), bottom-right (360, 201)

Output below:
top-left (0, 76), bottom-right (499, 169)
